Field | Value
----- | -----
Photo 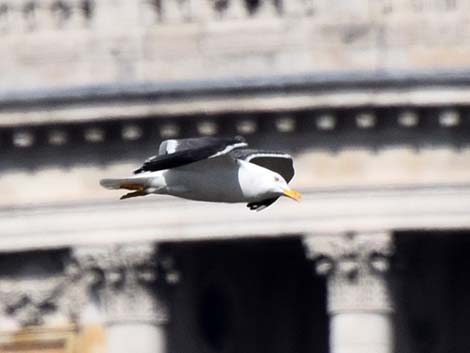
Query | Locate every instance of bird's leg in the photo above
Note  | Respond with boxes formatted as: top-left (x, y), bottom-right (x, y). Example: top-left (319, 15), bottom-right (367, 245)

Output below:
top-left (120, 190), bottom-right (148, 200)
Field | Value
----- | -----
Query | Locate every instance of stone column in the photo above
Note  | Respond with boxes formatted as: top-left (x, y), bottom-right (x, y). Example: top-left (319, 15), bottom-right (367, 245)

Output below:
top-left (303, 232), bottom-right (394, 353)
top-left (73, 244), bottom-right (178, 353)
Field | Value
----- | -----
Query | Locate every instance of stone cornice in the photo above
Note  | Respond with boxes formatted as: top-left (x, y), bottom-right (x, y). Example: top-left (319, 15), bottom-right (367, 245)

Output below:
top-left (2, 70), bottom-right (470, 128)
top-left (0, 184), bottom-right (469, 252)
top-left (2, 69), bottom-right (470, 108)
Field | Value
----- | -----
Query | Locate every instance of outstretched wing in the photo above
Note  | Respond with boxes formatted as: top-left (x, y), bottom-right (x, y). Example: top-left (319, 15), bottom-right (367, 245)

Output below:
top-left (134, 136), bottom-right (247, 173)
top-left (229, 149), bottom-right (295, 182)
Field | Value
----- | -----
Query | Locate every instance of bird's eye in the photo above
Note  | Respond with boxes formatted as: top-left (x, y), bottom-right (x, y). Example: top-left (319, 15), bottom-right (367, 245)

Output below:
top-left (274, 176), bottom-right (280, 182)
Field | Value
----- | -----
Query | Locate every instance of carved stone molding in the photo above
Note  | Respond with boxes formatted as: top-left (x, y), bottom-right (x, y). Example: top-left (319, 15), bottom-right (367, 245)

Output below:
top-left (209, 0), bottom-right (283, 19)
top-left (72, 244), bottom-right (178, 325)
top-left (303, 232), bottom-right (394, 314)
top-left (0, 261), bottom-right (86, 327)
top-left (210, 0), bottom-right (245, 19)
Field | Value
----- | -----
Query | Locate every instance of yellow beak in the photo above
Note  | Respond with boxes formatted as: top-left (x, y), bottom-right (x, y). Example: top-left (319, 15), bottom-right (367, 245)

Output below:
top-left (283, 189), bottom-right (301, 201)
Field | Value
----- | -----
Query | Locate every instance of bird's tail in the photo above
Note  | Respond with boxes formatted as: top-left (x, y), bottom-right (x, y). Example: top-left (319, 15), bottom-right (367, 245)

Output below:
top-left (100, 178), bottom-right (143, 190)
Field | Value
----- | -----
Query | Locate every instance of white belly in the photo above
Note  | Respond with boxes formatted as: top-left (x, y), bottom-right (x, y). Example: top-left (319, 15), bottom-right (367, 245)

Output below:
top-left (162, 159), bottom-right (247, 203)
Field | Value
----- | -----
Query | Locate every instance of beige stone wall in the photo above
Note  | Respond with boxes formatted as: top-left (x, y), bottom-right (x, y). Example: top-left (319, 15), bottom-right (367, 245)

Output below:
top-left (1, 0), bottom-right (470, 91)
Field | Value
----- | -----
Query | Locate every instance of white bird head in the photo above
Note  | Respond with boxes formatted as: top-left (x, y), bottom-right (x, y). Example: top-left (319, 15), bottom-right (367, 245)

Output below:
top-left (268, 171), bottom-right (301, 201)
top-left (239, 161), bottom-right (301, 202)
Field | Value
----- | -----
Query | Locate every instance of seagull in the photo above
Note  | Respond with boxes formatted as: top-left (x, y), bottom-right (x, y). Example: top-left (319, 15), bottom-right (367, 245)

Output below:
top-left (100, 136), bottom-right (300, 211)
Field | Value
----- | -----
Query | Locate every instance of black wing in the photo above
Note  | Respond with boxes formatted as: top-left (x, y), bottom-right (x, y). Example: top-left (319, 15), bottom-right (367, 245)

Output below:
top-left (229, 149), bottom-right (295, 182)
top-left (247, 198), bottom-right (278, 212)
top-left (134, 136), bottom-right (247, 173)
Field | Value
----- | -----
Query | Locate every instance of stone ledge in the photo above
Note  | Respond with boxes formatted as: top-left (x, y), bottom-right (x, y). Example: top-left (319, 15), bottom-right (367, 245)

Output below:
top-left (0, 184), bottom-right (469, 252)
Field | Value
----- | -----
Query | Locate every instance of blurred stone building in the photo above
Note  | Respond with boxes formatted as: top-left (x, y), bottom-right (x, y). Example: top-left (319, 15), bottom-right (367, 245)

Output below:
top-left (1, 0), bottom-right (470, 352)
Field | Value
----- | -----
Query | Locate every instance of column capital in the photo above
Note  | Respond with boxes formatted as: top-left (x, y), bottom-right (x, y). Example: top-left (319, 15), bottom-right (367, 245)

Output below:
top-left (303, 231), bottom-right (394, 314)
top-left (0, 261), bottom-right (86, 328)
top-left (72, 243), bottom-right (178, 325)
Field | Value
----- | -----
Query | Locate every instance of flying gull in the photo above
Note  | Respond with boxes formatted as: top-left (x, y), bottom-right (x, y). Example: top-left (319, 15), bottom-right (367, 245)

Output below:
top-left (100, 136), bottom-right (300, 211)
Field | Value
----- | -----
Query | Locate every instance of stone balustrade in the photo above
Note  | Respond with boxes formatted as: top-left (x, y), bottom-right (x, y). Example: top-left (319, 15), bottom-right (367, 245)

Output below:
top-left (0, 0), bottom-right (464, 34)
top-left (138, 0), bottom-right (464, 23)
top-left (0, 0), bottom-right (92, 33)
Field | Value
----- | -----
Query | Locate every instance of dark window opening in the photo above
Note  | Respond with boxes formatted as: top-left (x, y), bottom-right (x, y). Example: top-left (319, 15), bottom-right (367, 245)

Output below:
top-left (198, 284), bottom-right (234, 352)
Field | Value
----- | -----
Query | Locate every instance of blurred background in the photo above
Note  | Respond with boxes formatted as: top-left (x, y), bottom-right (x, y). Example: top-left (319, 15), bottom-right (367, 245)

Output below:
top-left (0, 0), bottom-right (470, 353)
